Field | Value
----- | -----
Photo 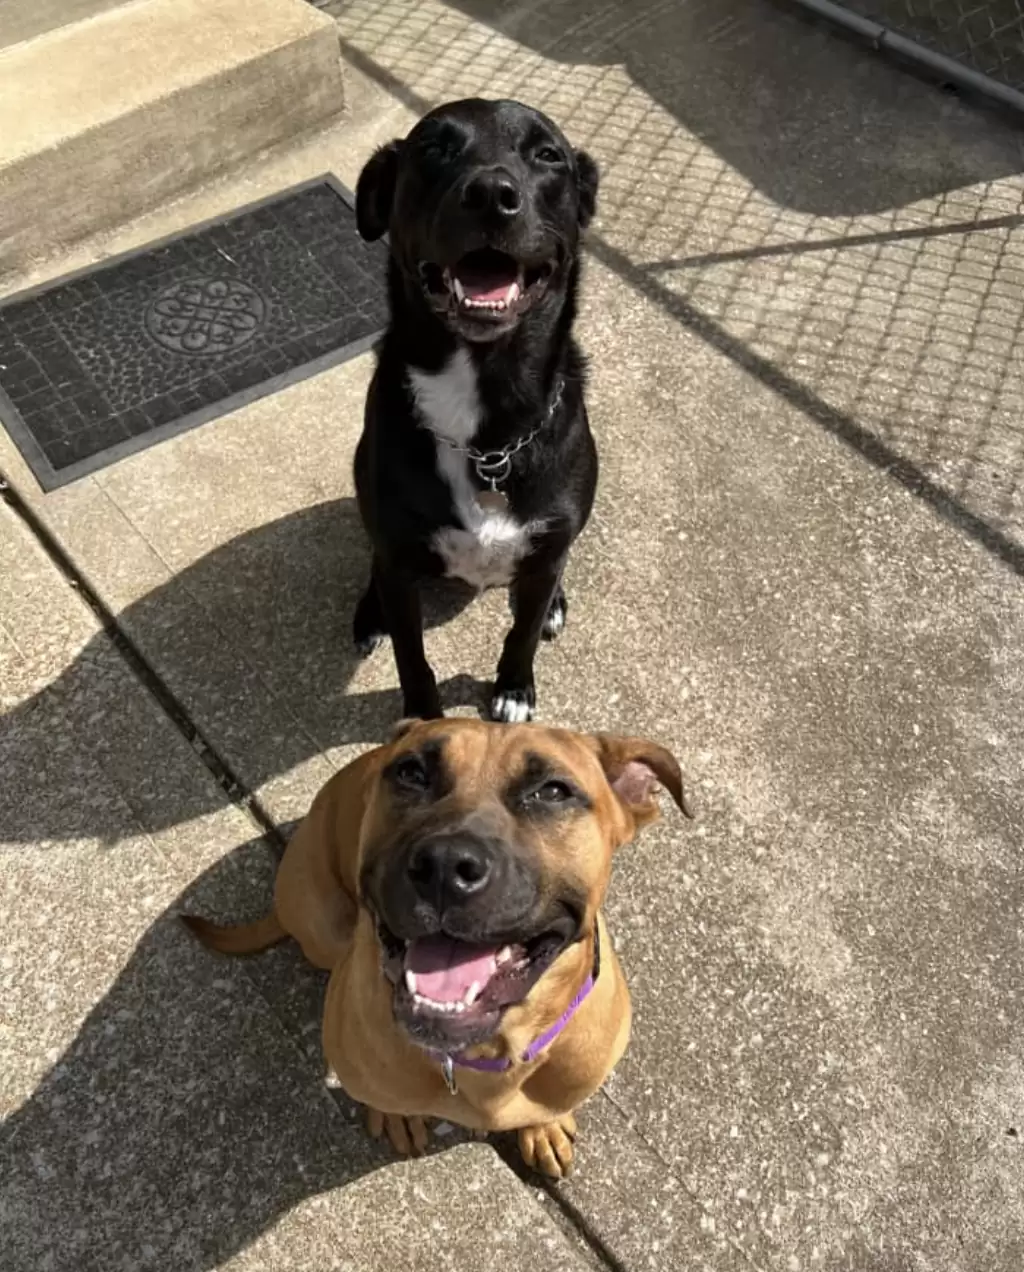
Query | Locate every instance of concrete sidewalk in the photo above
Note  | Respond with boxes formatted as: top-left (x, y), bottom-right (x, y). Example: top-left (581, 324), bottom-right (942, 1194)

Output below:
top-left (2, 1), bottom-right (1023, 1269)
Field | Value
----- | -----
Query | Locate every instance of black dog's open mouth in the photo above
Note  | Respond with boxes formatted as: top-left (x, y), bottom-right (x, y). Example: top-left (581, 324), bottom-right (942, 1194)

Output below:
top-left (418, 248), bottom-right (556, 322)
top-left (377, 920), bottom-right (571, 1046)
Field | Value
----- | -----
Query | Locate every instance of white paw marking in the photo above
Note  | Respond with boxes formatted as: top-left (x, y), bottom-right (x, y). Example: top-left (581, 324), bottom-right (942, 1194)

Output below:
top-left (355, 631), bottom-right (385, 657)
top-left (408, 350), bottom-right (544, 592)
top-left (544, 605), bottom-right (565, 637)
top-left (491, 693), bottom-right (533, 724)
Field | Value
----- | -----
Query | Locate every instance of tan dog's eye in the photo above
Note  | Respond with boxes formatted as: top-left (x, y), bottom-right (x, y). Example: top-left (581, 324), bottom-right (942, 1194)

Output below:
top-left (392, 755), bottom-right (430, 790)
top-left (510, 754), bottom-right (591, 813)
top-left (530, 779), bottom-right (575, 804)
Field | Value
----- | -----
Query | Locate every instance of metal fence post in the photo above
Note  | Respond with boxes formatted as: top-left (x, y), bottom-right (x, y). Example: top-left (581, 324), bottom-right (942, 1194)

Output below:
top-left (786, 0), bottom-right (1024, 117)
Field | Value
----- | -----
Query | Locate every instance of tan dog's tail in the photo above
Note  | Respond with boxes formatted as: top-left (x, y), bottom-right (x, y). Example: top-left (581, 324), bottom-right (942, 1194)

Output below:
top-left (180, 910), bottom-right (286, 956)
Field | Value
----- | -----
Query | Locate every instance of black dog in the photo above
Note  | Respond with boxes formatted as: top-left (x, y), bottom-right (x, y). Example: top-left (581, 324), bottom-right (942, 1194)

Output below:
top-left (352, 98), bottom-right (600, 723)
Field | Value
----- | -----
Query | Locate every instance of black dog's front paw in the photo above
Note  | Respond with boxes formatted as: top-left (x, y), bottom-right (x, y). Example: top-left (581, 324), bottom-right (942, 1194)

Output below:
top-left (490, 680), bottom-right (536, 724)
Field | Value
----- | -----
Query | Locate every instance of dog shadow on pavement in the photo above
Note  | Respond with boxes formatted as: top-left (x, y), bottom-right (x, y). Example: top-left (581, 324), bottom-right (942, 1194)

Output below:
top-left (0, 497), bottom-right (487, 847)
top-left (0, 493), bottom-right (494, 1267)
top-left (0, 830), bottom-right (480, 1272)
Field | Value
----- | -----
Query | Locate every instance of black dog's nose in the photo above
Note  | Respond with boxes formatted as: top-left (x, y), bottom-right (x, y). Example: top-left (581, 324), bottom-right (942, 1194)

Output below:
top-left (407, 837), bottom-right (494, 906)
top-left (461, 169), bottom-right (522, 219)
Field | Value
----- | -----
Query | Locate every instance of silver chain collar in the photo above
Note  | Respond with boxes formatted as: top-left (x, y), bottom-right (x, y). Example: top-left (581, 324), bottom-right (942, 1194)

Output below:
top-left (442, 378), bottom-right (564, 491)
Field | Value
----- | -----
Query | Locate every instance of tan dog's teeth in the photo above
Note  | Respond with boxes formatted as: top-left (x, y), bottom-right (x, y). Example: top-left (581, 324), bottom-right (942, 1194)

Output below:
top-left (410, 990), bottom-right (471, 1014)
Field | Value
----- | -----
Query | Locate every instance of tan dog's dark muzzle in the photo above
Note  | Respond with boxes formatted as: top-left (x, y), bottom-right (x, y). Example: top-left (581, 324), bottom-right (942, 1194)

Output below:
top-left (374, 825), bottom-right (536, 934)
top-left (364, 796), bottom-right (590, 1050)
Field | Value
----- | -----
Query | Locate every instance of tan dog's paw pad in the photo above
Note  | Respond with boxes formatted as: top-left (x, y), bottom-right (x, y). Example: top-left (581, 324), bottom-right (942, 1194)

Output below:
top-left (366, 1107), bottom-right (430, 1156)
top-left (518, 1113), bottom-right (577, 1179)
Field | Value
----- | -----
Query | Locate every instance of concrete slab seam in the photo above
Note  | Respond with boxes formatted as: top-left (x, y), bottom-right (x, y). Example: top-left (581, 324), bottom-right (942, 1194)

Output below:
top-left (0, 465), bottom-right (285, 848)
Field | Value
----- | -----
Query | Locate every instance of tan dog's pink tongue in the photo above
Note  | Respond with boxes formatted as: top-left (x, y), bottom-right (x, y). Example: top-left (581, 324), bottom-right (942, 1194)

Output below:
top-left (405, 935), bottom-right (498, 1003)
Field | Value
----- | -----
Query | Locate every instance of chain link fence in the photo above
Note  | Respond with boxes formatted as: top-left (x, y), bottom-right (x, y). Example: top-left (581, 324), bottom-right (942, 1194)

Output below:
top-left (791, 0), bottom-right (1024, 110)
top-left (847, 1), bottom-right (1024, 86)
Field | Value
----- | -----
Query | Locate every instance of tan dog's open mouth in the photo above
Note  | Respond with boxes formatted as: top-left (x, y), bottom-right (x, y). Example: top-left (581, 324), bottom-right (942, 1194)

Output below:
top-left (377, 921), bottom-right (573, 1047)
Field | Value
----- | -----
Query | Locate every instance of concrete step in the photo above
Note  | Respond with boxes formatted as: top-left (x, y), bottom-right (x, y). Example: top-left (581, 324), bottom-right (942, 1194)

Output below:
top-left (0, 0), bottom-right (134, 51)
top-left (0, 0), bottom-right (131, 50)
top-left (0, 0), bottom-right (344, 273)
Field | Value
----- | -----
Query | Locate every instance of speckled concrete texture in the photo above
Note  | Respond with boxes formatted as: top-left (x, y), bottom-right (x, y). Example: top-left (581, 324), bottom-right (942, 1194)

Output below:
top-left (2, 0), bottom-right (1024, 1267)
top-left (211, 1142), bottom-right (603, 1272)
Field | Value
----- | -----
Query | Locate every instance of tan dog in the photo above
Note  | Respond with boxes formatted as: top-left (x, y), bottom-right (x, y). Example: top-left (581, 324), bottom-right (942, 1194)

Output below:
top-left (183, 718), bottom-right (691, 1177)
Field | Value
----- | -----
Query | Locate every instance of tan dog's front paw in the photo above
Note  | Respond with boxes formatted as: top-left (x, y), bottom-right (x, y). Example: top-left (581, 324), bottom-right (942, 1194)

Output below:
top-left (366, 1107), bottom-right (430, 1156)
top-left (518, 1113), bottom-right (577, 1178)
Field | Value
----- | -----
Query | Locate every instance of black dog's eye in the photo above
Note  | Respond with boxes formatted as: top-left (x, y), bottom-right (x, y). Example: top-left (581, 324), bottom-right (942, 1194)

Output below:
top-left (393, 756), bottom-right (430, 790)
top-left (535, 145), bottom-right (562, 164)
top-left (531, 779), bottom-right (575, 804)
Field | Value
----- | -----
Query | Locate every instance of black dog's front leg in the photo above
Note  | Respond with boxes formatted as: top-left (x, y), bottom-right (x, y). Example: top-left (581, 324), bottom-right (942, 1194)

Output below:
top-left (373, 562), bottom-right (443, 720)
top-left (492, 561), bottom-right (565, 723)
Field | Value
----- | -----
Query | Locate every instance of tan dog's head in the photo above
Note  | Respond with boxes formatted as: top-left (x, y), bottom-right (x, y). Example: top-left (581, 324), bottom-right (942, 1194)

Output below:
top-left (357, 718), bottom-right (692, 1052)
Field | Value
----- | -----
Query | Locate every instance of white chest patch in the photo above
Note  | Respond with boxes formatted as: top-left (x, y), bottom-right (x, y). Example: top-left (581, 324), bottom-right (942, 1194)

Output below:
top-left (408, 349), bottom-right (540, 591)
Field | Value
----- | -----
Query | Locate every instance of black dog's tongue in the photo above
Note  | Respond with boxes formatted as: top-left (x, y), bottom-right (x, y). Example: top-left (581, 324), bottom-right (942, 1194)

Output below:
top-left (453, 251), bottom-right (521, 303)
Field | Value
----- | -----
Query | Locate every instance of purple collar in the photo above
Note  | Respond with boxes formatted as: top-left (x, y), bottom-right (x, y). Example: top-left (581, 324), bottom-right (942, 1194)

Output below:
top-left (430, 927), bottom-right (600, 1095)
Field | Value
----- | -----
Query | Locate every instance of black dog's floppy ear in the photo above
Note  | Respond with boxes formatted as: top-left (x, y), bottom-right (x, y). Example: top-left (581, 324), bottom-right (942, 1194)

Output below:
top-left (593, 733), bottom-right (695, 829)
top-left (356, 140), bottom-right (402, 241)
top-left (574, 150), bottom-right (599, 229)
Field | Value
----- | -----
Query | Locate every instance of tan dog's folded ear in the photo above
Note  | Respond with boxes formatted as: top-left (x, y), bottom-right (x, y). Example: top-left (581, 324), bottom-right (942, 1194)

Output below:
top-left (389, 718), bottom-right (421, 741)
top-left (593, 734), bottom-right (695, 829)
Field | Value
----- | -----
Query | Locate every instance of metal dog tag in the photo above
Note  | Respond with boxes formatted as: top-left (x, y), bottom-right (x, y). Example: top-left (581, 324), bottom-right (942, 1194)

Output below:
top-left (476, 489), bottom-right (508, 515)
top-left (441, 1054), bottom-right (458, 1095)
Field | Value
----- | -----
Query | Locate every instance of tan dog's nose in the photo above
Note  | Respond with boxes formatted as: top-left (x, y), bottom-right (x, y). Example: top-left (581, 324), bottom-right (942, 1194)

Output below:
top-left (406, 834), bottom-right (495, 908)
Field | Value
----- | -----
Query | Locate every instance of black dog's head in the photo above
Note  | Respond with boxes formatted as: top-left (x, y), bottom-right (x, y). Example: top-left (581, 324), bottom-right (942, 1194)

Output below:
top-left (356, 98), bottom-right (599, 343)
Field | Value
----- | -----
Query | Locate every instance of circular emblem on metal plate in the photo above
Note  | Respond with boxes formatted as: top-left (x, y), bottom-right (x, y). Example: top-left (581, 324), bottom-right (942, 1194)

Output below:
top-left (144, 277), bottom-right (266, 355)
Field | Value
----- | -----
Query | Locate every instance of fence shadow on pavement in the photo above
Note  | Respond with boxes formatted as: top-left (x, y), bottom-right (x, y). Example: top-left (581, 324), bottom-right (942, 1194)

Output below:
top-left (329, 0), bottom-right (1024, 567)
top-left (0, 498), bottom-right (483, 846)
